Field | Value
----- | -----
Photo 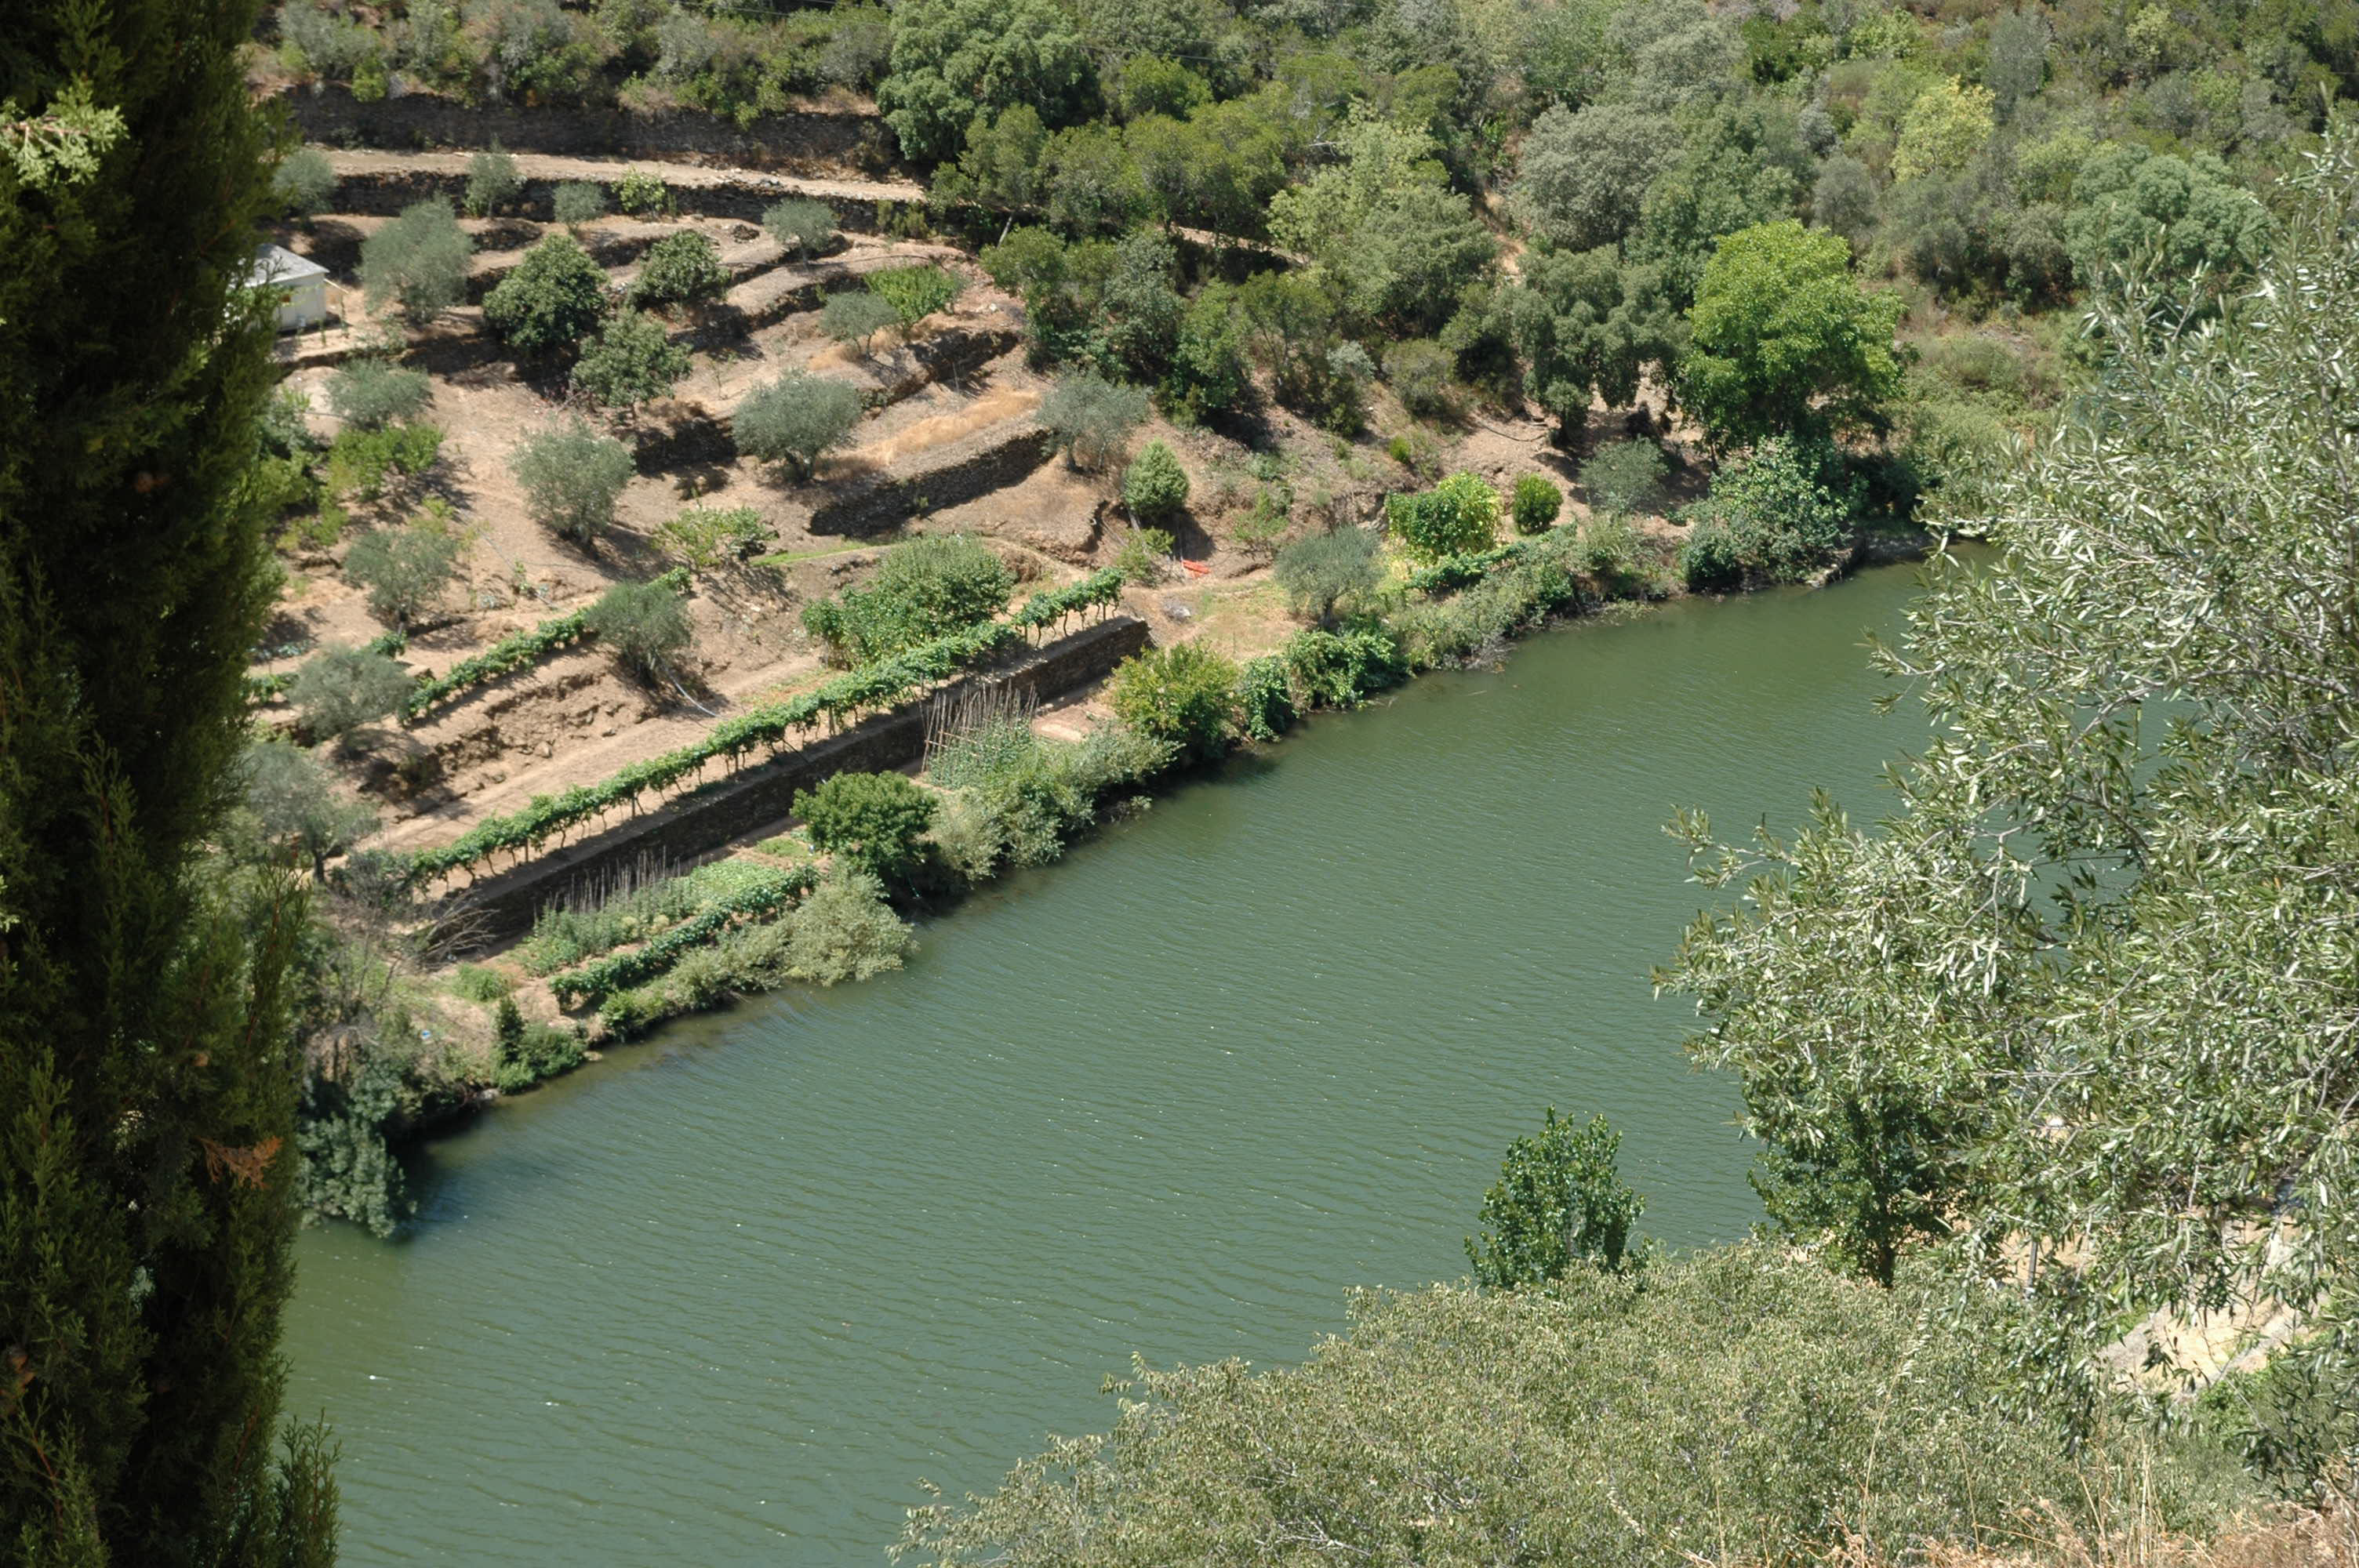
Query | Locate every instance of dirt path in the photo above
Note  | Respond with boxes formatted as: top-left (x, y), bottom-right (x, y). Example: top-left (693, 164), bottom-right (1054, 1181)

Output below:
top-left (323, 148), bottom-right (925, 206)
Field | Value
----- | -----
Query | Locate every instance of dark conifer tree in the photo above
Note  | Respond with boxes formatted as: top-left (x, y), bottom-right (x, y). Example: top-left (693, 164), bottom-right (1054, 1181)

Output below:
top-left (2, 2), bottom-right (337, 1561)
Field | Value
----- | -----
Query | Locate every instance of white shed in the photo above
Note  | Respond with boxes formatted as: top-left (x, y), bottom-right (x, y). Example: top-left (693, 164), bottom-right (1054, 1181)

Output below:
top-left (246, 244), bottom-right (331, 332)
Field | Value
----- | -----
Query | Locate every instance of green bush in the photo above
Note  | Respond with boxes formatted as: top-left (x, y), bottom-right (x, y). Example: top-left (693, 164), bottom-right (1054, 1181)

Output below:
top-left (1235, 655), bottom-right (1296, 742)
top-left (1281, 623), bottom-right (1406, 706)
top-left (1110, 642), bottom-right (1238, 764)
top-left (454, 964), bottom-right (513, 1003)
top-left (551, 180), bottom-right (607, 227)
top-left (1273, 526), bottom-right (1381, 626)
top-left (360, 197), bottom-right (471, 323)
top-left (325, 358), bottom-right (431, 430)
top-left (584, 577), bottom-right (693, 684)
top-left (343, 524), bottom-right (460, 628)
top-left (482, 232), bottom-right (610, 355)
top-left (1510, 473), bottom-right (1563, 535)
top-left (762, 197), bottom-right (838, 259)
top-left (290, 644), bottom-right (415, 750)
top-left (1120, 440), bottom-right (1189, 523)
top-left (1040, 371), bottom-right (1149, 472)
top-left (868, 263), bottom-right (962, 336)
top-left (821, 289), bottom-right (900, 357)
top-left (510, 417), bottom-right (635, 545)
top-left (1677, 434), bottom-right (1860, 589)
top-left (900, 1243), bottom-right (2250, 1566)
top-left (273, 147), bottom-right (336, 217)
top-left (1579, 438), bottom-right (1667, 518)
top-left (1387, 470), bottom-right (1499, 562)
top-left (614, 169), bottom-right (669, 215)
top-left (322, 421), bottom-right (442, 503)
top-left (781, 868), bottom-right (913, 985)
top-left (627, 230), bottom-right (728, 310)
top-left (656, 504), bottom-right (768, 569)
top-left (1382, 337), bottom-right (1456, 418)
top-left (569, 310), bottom-right (689, 410)
top-left (733, 371), bottom-right (865, 480)
top-left (793, 770), bottom-right (939, 882)
top-left (1111, 526), bottom-right (1174, 585)
top-left (493, 1001), bottom-right (586, 1094)
top-left (464, 144), bottom-right (520, 216)
top-left (1467, 1109), bottom-right (1645, 1287)
top-left (800, 534), bottom-right (1015, 665)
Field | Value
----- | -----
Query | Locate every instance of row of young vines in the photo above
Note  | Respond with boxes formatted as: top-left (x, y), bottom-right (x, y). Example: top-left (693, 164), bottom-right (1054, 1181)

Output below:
top-left (402, 568), bottom-right (689, 722)
top-left (404, 570), bottom-right (1127, 887)
top-left (546, 865), bottom-right (816, 1007)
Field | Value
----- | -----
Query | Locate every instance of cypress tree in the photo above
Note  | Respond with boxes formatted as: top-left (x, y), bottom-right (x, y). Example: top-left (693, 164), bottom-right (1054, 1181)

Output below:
top-left (2, 3), bottom-right (338, 1562)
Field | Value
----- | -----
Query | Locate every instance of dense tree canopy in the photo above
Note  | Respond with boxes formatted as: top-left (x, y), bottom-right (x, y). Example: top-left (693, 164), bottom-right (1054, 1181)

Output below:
top-left (1663, 136), bottom-right (2359, 1466)
top-left (880, 0), bottom-right (1092, 165)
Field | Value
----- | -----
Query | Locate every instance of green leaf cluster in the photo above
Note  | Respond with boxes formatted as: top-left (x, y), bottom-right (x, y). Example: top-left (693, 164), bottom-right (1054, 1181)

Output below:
top-left (800, 534), bottom-right (1016, 666)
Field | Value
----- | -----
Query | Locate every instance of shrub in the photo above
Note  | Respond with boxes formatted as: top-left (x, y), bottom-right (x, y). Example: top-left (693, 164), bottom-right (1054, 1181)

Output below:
top-left (1111, 526), bottom-right (1173, 585)
top-left (325, 358), bottom-right (431, 430)
top-left (1382, 337), bottom-right (1456, 418)
top-left (1386, 470), bottom-right (1498, 561)
top-left (569, 310), bottom-right (689, 410)
top-left (1273, 527), bottom-right (1382, 626)
top-left (900, 1243), bottom-right (2247, 1567)
top-left (290, 644), bottom-right (414, 750)
top-left (656, 504), bottom-right (768, 569)
top-left (360, 198), bottom-right (471, 323)
top-left (551, 180), bottom-right (607, 227)
top-left (482, 233), bottom-right (609, 356)
top-left (322, 420), bottom-right (442, 503)
top-left (820, 289), bottom-right (900, 358)
top-left (1467, 1109), bottom-right (1646, 1287)
top-left (464, 143), bottom-right (520, 216)
top-left (1236, 655), bottom-right (1296, 741)
top-left (343, 524), bottom-right (460, 628)
top-left (237, 739), bottom-right (380, 878)
top-left (800, 533), bottom-right (1015, 664)
top-left (1121, 440), bottom-right (1189, 523)
top-left (584, 578), bottom-right (693, 684)
top-left (273, 147), bottom-right (336, 217)
top-left (1110, 641), bottom-right (1238, 764)
top-left (1510, 474), bottom-right (1564, 535)
top-left (1580, 438), bottom-right (1668, 518)
top-left (1576, 513), bottom-right (1641, 583)
top-left (627, 230), bottom-right (728, 310)
top-left (614, 168), bottom-right (668, 215)
top-left (1039, 371), bottom-right (1150, 471)
top-left (1677, 433), bottom-right (1861, 589)
top-left (510, 417), bottom-right (635, 545)
top-left (868, 263), bottom-right (961, 336)
top-left (454, 964), bottom-right (513, 1003)
top-left (762, 197), bottom-right (838, 259)
top-left (734, 372), bottom-right (865, 481)
top-left (1282, 624), bottom-right (1406, 706)
top-left (783, 868), bottom-right (913, 985)
top-left (793, 771), bottom-right (939, 883)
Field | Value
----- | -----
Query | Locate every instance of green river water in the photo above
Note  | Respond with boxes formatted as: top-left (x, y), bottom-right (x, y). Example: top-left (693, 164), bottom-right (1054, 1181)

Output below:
top-left (285, 561), bottom-right (1929, 1564)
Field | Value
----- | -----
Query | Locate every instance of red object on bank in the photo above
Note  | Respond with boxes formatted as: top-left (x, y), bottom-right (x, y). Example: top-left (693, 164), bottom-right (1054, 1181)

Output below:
top-left (1181, 559), bottom-right (1211, 576)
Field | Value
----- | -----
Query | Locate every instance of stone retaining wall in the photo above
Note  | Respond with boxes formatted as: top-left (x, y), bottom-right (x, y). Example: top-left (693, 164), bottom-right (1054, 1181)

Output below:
top-left (442, 614), bottom-right (1149, 942)
top-left (326, 165), bottom-right (884, 230)
top-left (283, 84), bottom-right (885, 174)
top-left (811, 423), bottom-right (1056, 537)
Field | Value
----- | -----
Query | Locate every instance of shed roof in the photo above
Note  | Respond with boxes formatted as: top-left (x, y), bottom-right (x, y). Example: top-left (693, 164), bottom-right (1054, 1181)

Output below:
top-left (246, 243), bottom-right (329, 287)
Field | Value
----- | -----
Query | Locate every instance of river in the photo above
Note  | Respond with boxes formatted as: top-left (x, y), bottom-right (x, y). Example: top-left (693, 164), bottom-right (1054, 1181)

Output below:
top-left (284, 561), bottom-right (1928, 1564)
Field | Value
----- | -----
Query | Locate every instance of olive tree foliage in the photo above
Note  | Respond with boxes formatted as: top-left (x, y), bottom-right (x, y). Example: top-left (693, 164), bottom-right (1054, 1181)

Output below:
top-left (896, 1244), bottom-right (2248, 1568)
top-left (342, 523), bottom-right (459, 627)
top-left (271, 145), bottom-right (336, 216)
top-left (325, 355), bottom-right (431, 429)
top-left (1467, 1109), bottom-right (1645, 1287)
top-left (238, 739), bottom-right (380, 880)
top-left (463, 143), bottom-right (520, 216)
top-left (1659, 138), bottom-right (2359, 1468)
top-left (509, 416), bottom-right (635, 543)
top-left (762, 196), bottom-right (838, 258)
top-left (878, 0), bottom-right (1092, 165)
top-left (1272, 525), bottom-right (1380, 625)
top-left (585, 577), bottom-right (694, 684)
top-left (361, 195), bottom-right (472, 322)
top-left (290, 644), bottom-right (414, 751)
top-left (551, 179), bottom-right (606, 226)
top-left (822, 289), bottom-right (900, 356)
top-left (1038, 369), bottom-right (1149, 471)
top-left (733, 371), bottom-right (865, 480)
top-left (1510, 103), bottom-right (1680, 254)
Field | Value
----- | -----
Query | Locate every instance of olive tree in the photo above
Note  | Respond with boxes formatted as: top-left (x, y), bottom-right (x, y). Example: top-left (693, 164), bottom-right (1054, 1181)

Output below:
top-left (552, 180), bottom-right (607, 227)
top-left (1659, 137), bottom-right (2359, 1464)
top-left (762, 196), bottom-right (838, 259)
top-left (342, 523), bottom-right (460, 627)
top-left (325, 356), bottom-right (431, 429)
top-left (584, 577), bottom-right (693, 684)
top-left (361, 196), bottom-right (472, 322)
top-left (464, 143), bottom-right (520, 216)
top-left (733, 372), bottom-right (865, 481)
top-left (1272, 526), bottom-right (1380, 626)
top-left (509, 416), bottom-right (635, 544)
top-left (238, 739), bottom-right (380, 879)
top-left (290, 644), bottom-right (414, 751)
top-left (272, 146), bottom-right (336, 217)
top-left (1038, 370), bottom-right (1148, 472)
top-left (821, 289), bottom-right (900, 357)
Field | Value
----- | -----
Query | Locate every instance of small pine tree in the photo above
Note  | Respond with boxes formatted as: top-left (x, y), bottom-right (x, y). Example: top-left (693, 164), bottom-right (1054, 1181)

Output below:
top-left (1121, 439), bottom-right (1190, 523)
